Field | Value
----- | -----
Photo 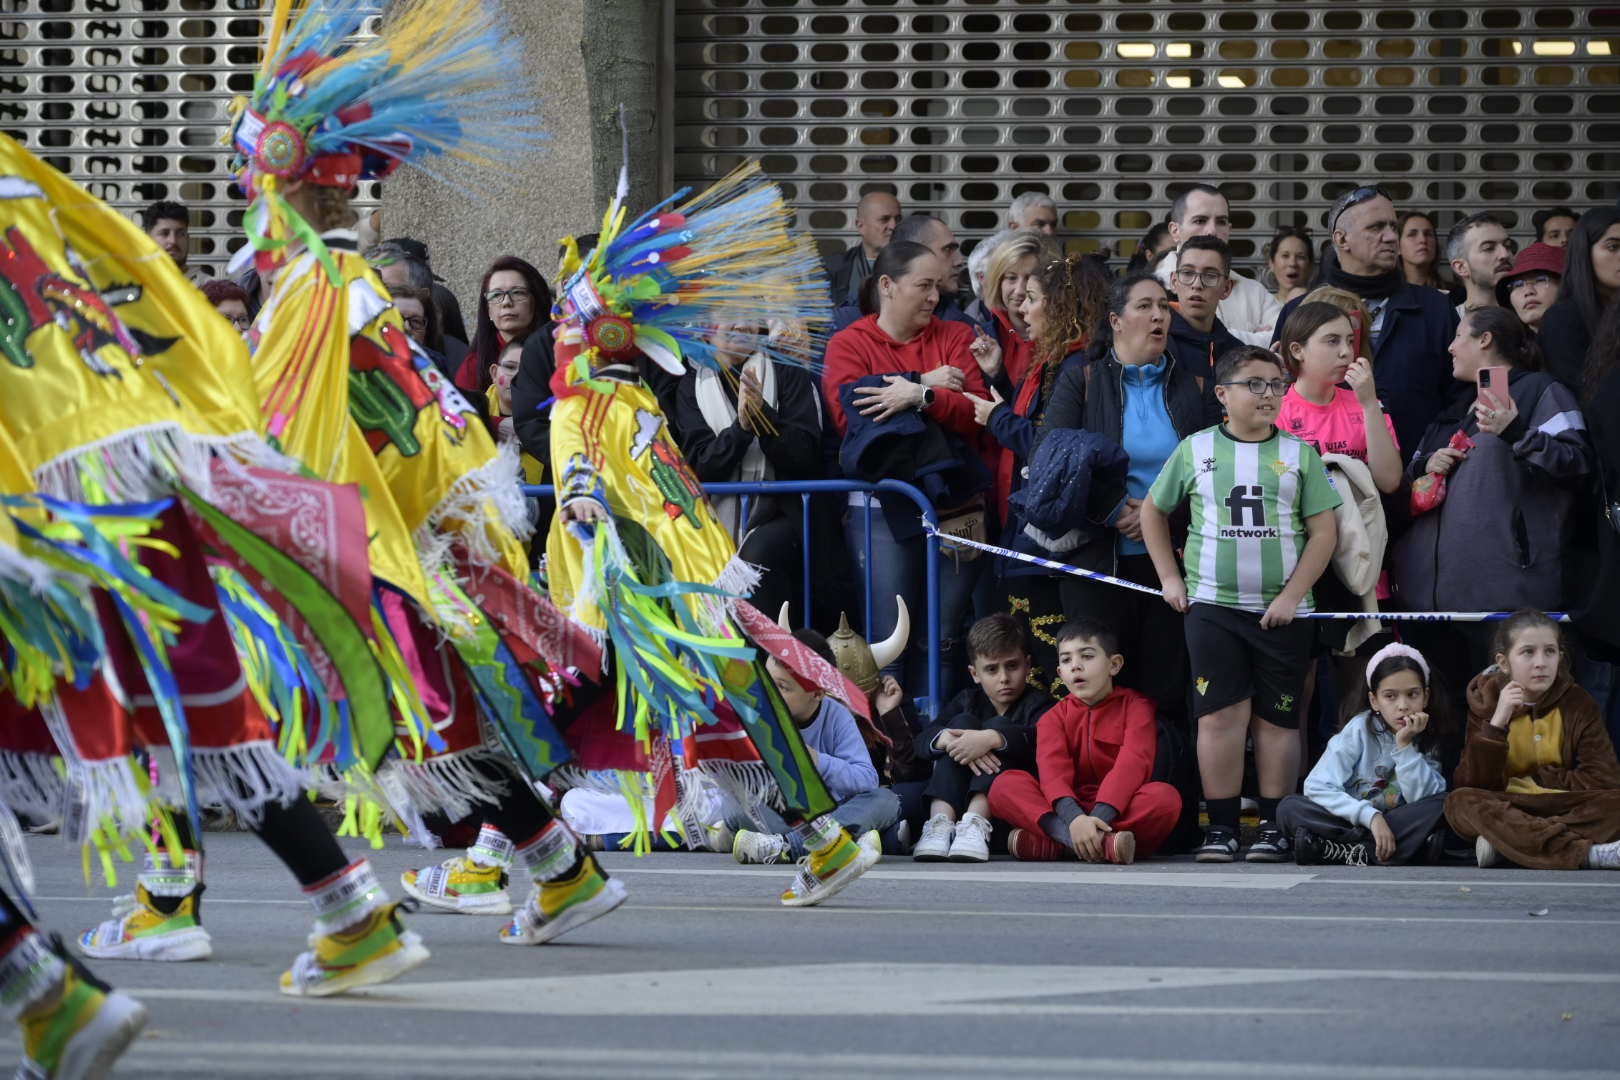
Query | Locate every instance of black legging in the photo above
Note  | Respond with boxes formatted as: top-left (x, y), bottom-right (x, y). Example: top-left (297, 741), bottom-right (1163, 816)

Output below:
top-left (167, 795), bottom-right (349, 888)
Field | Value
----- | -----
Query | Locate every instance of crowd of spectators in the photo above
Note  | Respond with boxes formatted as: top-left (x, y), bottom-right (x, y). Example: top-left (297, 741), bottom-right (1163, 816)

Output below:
top-left (152, 177), bottom-right (1620, 870)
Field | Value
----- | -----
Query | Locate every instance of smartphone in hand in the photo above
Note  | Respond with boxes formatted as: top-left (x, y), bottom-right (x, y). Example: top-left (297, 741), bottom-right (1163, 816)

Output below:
top-left (1476, 365), bottom-right (1511, 412)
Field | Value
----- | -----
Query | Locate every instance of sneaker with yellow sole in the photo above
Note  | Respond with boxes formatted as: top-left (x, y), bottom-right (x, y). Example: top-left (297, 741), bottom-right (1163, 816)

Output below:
top-left (11, 937), bottom-right (148, 1080)
top-left (400, 857), bottom-right (512, 915)
top-left (780, 827), bottom-right (878, 908)
top-left (77, 883), bottom-right (212, 963)
top-left (499, 856), bottom-right (628, 946)
top-left (278, 901), bottom-right (429, 998)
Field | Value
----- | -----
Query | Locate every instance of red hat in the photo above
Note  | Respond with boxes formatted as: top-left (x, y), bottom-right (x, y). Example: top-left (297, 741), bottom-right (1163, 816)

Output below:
top-left (1496, 241), bottom-right (1566, 306)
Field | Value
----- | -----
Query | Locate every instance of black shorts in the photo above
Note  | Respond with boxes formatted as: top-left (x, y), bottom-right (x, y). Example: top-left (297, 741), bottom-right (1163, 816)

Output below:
top-left (1184, 602), bottom-right (1314, 729)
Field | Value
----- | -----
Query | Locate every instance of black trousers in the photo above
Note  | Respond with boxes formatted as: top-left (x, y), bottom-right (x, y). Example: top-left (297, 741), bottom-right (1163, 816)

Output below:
top-left (1277, 792), bottom-right (1448, 865)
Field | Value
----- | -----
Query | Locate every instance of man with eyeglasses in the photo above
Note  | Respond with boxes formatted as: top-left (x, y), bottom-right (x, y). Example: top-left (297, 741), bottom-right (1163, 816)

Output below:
top-left (1446, 212), bottom-right (1516, 318)
top-left (1275, 185), bottom-right (1458, 459)
top-left (1154, 183), bottom-right (1281, 347)
top-left (1495, 241), bottom-right (1566, 333)
top-left (1166, 236), bottom-right (1245, 405)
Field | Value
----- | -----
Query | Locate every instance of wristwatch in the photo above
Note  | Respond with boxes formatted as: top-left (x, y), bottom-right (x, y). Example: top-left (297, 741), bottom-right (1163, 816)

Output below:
top-left (919, 386), bottom-right (936, 410)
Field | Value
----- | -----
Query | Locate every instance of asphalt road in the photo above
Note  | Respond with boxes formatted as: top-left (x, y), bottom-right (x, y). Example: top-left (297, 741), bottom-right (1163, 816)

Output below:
top-left (6, 832), bottom-right (1620, 1079)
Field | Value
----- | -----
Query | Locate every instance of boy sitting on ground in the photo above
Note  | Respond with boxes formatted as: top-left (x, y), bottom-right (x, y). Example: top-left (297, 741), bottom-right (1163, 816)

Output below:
top-left (730, 630), bottom-right (902, 864)
top-left (989, 618), bottom-right (1183, 862)
top-left (912, 614), bottom-right (1052, 862)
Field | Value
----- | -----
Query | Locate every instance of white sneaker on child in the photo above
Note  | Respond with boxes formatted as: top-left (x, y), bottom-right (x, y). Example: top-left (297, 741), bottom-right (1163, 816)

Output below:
top-left (947, 812), bottom-right (992, 863)
top-left (1475, 835), bottom-right (1501, 868)
top-left (912, 813), bottom-right (954, 861)
top-left (1586, 839), bottom-right (1620, 870)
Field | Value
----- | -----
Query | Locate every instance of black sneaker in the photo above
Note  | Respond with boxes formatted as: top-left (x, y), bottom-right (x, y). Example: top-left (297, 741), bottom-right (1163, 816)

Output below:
top-left (1294, 828), bottom-right (1370, 867)
top-left (1245, 825), bottom-right (1292, 862)
top-left (1194, 825), bottom-right (1240, 863)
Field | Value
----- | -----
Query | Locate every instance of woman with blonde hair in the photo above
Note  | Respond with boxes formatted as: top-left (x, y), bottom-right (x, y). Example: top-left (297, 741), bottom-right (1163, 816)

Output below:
top-left (976, 229), bottom-right (1059, 393)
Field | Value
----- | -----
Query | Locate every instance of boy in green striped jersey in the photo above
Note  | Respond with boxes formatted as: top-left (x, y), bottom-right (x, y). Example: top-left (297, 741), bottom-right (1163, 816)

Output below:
top-left (1142, 346), bottom-right (1341, 863)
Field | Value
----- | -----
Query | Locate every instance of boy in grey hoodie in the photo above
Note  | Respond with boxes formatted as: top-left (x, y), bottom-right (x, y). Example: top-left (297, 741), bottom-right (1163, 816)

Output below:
top-left (1279, 643), bottom-right (1449, 866)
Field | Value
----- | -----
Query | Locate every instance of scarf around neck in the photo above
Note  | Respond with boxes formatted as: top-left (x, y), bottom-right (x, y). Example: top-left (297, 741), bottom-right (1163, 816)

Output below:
top-left (1325, 262), bottom-right (1405, 301)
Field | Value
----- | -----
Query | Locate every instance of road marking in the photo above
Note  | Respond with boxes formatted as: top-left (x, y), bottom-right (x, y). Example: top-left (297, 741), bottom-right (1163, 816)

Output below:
top-left (628, 903), bottom-right (1620, 927)
top-left (85, 962), bottom-right (1620, 1020)
top-left (609, 865), bottom-right (1316, 889)
top-left (0, 1040), bottom-right (1611, 1080)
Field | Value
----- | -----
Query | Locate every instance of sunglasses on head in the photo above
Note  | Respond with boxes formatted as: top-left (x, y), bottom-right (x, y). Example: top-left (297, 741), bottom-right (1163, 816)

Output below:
top-left (1329, 185), bottom-right (1389, 232)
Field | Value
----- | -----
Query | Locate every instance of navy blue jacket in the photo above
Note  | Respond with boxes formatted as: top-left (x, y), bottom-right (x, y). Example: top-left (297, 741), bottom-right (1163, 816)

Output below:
top-left (1275, 284), bottom-right (1458, 462)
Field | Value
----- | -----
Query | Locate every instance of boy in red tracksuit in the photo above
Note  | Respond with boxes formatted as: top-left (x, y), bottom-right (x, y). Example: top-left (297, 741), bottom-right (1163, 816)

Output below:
top-left (988, 617), bottom-right (1183, 863)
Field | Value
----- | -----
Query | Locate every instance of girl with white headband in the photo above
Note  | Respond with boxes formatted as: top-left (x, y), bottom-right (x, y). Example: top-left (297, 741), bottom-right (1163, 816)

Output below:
top-left (1276, 642), bottom-right (1451, 866)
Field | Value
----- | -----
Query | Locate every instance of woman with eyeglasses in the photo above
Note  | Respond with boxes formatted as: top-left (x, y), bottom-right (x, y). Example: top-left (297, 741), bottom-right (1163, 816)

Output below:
top-left (392, 284), bottom-right (456, 381)
top-left (452, 255), bottom-right (554, 408)
top-left (1036, 272), bottom-right (1218, 748)
top-left (201, 278), bottom-right (253, 338)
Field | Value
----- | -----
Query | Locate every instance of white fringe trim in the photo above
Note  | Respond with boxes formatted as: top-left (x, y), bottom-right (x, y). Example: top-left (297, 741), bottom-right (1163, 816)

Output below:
top-left (703, 554), bottom-right (763, 635)
top-left (416, 440), bottom-right (532, 570)
top-left (376, 747), bottom-right (510, 822)
top-left (0, 751), bottom-right (64, 819)
top-left (0, 544), bottom-right (54, 593)
top-left (188, 741), bottom-right (314, 831)
top-left (31, 424), bottom-right (295, 504)
top-left (695, 759), bottom-right (784, 814)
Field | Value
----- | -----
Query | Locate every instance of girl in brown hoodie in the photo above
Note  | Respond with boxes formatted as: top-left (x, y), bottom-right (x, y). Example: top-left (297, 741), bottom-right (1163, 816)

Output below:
top-left (1445, 610), bottom-right (1620, 870)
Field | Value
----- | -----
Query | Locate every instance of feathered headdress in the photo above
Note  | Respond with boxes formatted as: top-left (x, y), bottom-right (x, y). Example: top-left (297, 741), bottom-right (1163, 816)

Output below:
top-left (552, 114), bottom-right (832, 395)
top-left (228, 0), bottom-right (543, 278)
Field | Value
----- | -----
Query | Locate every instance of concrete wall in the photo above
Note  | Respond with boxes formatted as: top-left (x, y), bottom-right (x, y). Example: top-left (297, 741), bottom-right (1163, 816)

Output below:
top-left (382, 0), bottom-right (598, 318)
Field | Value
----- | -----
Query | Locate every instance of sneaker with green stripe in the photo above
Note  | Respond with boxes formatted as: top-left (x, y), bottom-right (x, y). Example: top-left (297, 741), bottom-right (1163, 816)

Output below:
top-left (779, 826), bottom-right (878, 907)
top-left (499, 855), bottom-right (627, 946)
top-left (400, 856), bottom-right (512, 915)
top-left (14, 946), bottom-right (147, 1079)
top-left (78, 882), bottom-right (212, 963)
top-left (278, 901), bottom-right (429, 997)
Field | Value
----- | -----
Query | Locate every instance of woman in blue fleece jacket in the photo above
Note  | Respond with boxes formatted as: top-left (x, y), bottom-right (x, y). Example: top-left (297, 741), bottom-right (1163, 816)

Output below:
top-left (727, 633), bottom-right (902, 864)
top-left (1279, 643), bottom-right (1450, 867)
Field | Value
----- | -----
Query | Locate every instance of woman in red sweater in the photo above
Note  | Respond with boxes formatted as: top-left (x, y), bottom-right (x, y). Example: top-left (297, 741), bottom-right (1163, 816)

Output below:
top-left (822, 240), bottom-right (995, 702)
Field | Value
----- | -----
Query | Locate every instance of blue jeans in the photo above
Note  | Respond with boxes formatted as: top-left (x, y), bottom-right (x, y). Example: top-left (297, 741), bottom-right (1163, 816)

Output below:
top-left (842, 499), bottom-right (980, 704)
top-left (720, 788), bottom-right (902, 857)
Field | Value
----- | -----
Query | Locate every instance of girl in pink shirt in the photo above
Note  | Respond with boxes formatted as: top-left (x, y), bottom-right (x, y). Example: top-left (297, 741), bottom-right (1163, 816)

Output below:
top-left (1277, 301), bottom-right (1403, 494)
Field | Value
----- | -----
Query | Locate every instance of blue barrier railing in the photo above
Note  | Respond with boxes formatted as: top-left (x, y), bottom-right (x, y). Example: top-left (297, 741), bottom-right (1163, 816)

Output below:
top-left (523, 479), bottom-right (942, 718)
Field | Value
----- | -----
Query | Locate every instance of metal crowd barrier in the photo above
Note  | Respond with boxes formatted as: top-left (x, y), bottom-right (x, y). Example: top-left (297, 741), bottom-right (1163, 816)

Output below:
top-left (523, 479), bottom-right (942, 718)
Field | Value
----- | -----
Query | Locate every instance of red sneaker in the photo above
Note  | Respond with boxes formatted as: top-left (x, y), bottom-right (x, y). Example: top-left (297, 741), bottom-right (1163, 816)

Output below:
top-left (1104, 829), bottom-right (1137, 865)
top-left (1007, 828), bottom-right (1068, 861)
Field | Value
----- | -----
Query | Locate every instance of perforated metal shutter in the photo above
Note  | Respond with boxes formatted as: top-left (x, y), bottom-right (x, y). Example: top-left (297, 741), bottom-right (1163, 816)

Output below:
top-left (674, 1), bottom-right (1620, 269)
top-left (0, 1), bottom-right (377, 279)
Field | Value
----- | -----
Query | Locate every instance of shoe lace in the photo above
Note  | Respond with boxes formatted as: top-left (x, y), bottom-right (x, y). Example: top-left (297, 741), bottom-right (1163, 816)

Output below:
top-left (1321, 839), bottom-right (1368, 867)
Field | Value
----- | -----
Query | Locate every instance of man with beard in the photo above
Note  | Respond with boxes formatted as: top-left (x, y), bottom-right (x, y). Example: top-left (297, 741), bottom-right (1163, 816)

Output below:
top-left (1447, 213), bottom-right (1516, 318)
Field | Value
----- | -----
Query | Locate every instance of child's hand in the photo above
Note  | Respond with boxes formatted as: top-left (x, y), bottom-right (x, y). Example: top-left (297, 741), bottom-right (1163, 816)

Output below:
top-left (1369, 813), bottom-right (1397, 863)
top-left (1346, 356), bottom-right (1378, 407)
top-left (1491, 682), bottom-right (1526, 728)
top-left (966, 752), bottom-right (1002, 777)
top-left (874, 675), bottom-right (905, 715)
top-left (1394, 711), bottom-right (1428, 749)
top-left (1068, 815), bottom-right (1112, 862)
top-left (1260, 594), bottom-right (1298, 629)
top-left (947, 729), bottom-right (1003, 764)
top-left (1160, 576), bottom-right (1189, 613)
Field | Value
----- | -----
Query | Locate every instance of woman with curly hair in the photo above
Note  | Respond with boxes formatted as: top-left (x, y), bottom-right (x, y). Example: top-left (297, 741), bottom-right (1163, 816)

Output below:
top-left (962, 254), bottom-right (1109, 697)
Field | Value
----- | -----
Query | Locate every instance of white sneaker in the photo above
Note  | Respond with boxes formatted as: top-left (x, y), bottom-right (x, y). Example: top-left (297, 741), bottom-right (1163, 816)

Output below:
top-left (857, 829), bottom-right (882, 864)
top-left (1586, 839), bottom-right (1620, 870)
top-left (911, 813), bottom-right (954, 861)
top-left (947, 812), bottom-right (992, 862)
top-left (1475, 835), bottom-right (1500, 868)
top-left (732, 829), bottom-right (791, 865)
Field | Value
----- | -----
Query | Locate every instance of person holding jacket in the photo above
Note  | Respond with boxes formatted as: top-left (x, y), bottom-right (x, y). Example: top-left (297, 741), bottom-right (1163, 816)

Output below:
top-left (823, 240), bottom-right (992, 700)
top-left (1393, 306), bottom-right (1591, 700)
top-left (1036, 272), bottom-right (1218, 728)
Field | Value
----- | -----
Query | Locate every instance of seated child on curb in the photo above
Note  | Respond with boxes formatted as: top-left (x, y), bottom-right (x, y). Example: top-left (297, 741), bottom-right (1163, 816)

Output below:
top-left (912, 614), bottom-right (1052, 862)
top-left (1278, 642), bottom-right (1449, 866)
top-left (1141, 345), bottom-right (1341, 864)
top-left (728, 629), bottom-right (901, 864)
top-left (988, 618), bottom-right (1182, 863)
top-left (1445, 610), bottom-right (1620, 871)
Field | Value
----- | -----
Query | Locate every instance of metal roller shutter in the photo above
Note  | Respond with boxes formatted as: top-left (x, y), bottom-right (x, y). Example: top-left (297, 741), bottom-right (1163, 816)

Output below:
top-left (0, 1), bottom-right (377, 279)
top-left (673, 1), bottom-right (1620, 271)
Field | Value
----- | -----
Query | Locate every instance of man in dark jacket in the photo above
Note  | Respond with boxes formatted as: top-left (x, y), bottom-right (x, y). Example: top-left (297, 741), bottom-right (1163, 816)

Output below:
top-left (1165, 236), bottom-right (1244, 398)
top-left (824, 191), bottom-right (901, 307)
top-left (1275, 186), bottom-right (1458, 459)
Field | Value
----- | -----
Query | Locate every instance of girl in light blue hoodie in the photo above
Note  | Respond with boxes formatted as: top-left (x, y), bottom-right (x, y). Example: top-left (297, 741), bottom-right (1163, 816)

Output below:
top-left (1278, 643), bottom-right (1451, 866)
